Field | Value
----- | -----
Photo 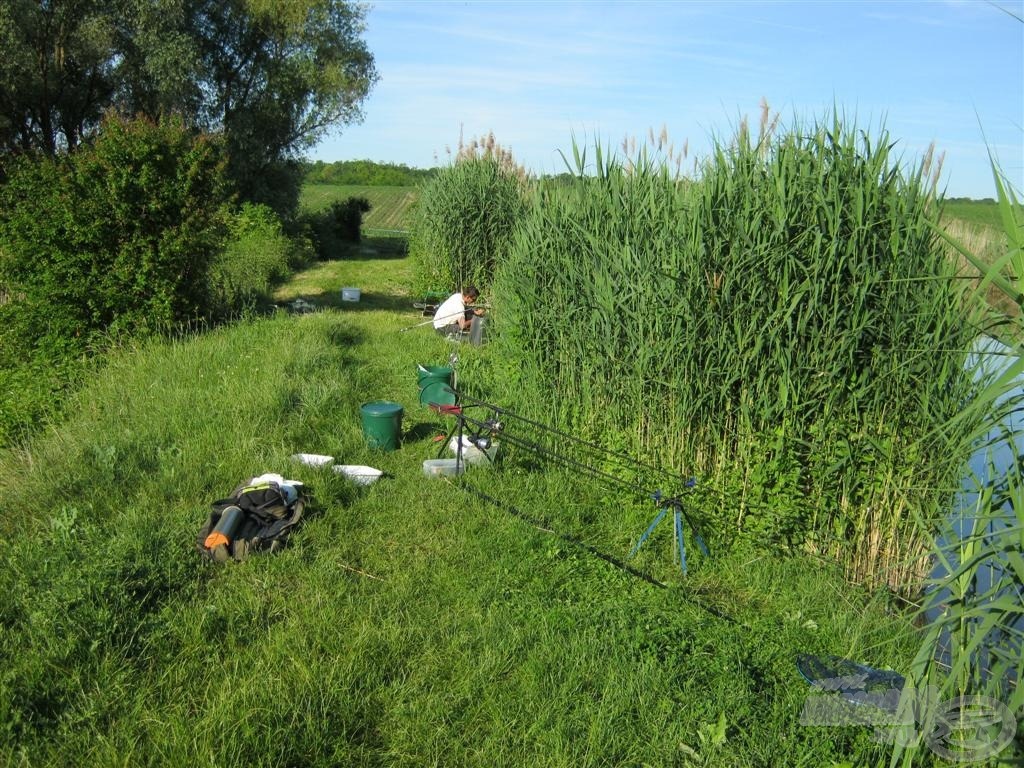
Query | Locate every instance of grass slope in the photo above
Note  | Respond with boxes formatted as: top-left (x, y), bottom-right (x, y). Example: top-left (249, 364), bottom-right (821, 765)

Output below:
top-left (300, 185), bottom-right (419, 231)
top-left (0, 250), bottom-right (920, 766)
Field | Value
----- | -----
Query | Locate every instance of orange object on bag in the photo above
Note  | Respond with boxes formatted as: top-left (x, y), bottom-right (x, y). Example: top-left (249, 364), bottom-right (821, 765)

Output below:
top-left (204, 505), bottom-right (243, 551)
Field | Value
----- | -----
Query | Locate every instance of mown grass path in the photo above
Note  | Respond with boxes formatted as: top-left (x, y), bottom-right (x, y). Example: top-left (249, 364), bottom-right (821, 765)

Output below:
top-left (0, 246), bottom-right (919, 766)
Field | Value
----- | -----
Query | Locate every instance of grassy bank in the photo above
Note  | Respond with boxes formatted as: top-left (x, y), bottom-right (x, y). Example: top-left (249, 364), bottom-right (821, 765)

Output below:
top-left (0, 248), bottom-right (920, 766)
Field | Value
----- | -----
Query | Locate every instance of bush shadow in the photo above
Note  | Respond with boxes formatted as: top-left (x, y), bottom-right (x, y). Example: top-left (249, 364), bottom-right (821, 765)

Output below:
top-left (281, 289), bottom-right (417, 315)
top-left (325, 235), bottom-right (408, 261)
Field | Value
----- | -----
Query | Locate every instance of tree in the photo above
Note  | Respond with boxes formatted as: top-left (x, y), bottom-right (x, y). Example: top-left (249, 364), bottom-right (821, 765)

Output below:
top-left (0, 0), bottom-right (118, 155)
top-left (0, 0), bottom-right (378, 216)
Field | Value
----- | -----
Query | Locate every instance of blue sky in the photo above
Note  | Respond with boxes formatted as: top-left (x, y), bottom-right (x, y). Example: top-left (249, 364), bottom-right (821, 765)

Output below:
top-left (310, 0), bottom-right (1024, 199)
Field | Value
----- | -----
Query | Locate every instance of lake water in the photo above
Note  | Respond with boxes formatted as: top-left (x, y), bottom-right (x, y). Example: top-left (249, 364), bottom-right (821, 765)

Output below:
top-left (926, 335), bottom-right (1023, 694)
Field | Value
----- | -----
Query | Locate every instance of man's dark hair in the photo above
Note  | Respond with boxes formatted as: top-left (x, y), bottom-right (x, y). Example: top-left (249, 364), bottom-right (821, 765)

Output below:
top-left (463, 285), bottom-right (479, 301)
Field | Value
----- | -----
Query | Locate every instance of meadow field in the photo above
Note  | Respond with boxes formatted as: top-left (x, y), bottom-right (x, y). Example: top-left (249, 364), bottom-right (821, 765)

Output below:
top-left (299, 184), bottom-right (419, 232)
top-left (0, 241), bottom-right (934, 766)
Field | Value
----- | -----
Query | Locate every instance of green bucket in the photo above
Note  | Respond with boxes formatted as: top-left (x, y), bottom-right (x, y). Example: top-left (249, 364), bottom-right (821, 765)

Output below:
top-left (419, 382), bottom-right (457, 407)
top-left (416, 364), bottom-right (453, 390)
top-left (360, 400), bottom-right (404, 451)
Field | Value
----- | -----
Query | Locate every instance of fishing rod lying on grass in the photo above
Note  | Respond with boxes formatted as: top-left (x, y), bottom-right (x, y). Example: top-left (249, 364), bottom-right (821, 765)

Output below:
top-left (429, 394), bottom-right (928, 708)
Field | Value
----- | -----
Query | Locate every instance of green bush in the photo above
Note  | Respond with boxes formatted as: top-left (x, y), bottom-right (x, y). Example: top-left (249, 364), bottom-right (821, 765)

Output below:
top-left (0, 114), bottom-right (232, 352)
top-left (409, 134), bottom-right (529, 294)
top-left (208, 202), bottom-right (302, 310)
top-left (304, 195), bottom-right (372, 258)
top-left (332, 196), bottom-right (371, 243)
top-left (0, 114), bottom-right (232, 446)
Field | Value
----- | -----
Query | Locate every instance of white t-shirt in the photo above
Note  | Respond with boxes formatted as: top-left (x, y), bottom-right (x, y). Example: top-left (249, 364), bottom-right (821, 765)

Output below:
top-left (433, 292), bottom-right (466, 329)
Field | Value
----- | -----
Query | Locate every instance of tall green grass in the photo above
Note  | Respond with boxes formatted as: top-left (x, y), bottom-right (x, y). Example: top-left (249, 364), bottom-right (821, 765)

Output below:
top-left (891, 160), bottom-right (1023, 765)
top-left (489, 113), bottom-right (979, 589)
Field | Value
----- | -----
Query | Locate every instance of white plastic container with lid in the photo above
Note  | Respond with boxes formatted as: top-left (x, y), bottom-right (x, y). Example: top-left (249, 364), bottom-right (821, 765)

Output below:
top-left (341, 287), bottom-right (361, 302)
top-left (422, 458), bottom-right (466, 477)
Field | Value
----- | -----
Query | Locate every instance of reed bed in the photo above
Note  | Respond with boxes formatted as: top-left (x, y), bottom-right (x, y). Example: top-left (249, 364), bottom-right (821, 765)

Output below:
top-left (409, 132), bottom-right (528, 293)
top-left (490, 114), bottom-right (980, 591)
top-left (892, 162), bottom-right (1023, 763)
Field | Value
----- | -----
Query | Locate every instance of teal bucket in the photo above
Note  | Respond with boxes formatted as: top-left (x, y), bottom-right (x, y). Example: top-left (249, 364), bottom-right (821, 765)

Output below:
top-left (360, 400), bottom-right (404, 451)
top-left (416, 364), bottom-right (453, 391)
top-left (419, 382), bottom-right (457, 407)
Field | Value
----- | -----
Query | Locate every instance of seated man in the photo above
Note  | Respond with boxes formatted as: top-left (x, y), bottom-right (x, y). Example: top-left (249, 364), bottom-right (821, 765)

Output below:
top-left (432, 285), bottom-right (483, 336)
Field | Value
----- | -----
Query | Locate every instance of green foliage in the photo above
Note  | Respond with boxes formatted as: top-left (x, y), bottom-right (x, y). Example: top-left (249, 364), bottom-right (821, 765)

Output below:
top-left (0, 114), bottom-right (231, 350)
top-left (0, 0), bottom-right (116, 154)
top-left (303, 159), bottom-right (435, 186)
top-left (208, 203), bottom-right (306, 310)
top-left (332, 196), bottom-right (372, 242)
top-left (490, 114), bottom-right (977, 586)
top-left (304, 195), bottom-right (372, 258)
top-left (410, 138), bottom-right (529, 294)
top-left (0, 0), bottom-right (378, 219)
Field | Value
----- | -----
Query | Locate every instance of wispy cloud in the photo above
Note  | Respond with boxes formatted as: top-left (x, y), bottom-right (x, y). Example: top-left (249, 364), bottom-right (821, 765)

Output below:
top-left (314, 0), bottom-right (1023, 198)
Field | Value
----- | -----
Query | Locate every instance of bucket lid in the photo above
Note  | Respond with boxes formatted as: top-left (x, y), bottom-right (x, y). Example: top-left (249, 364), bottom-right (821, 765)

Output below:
top-left (361, 400), bottom-right (404, 416)
top-left (418, 382), bottom-right (457, 406)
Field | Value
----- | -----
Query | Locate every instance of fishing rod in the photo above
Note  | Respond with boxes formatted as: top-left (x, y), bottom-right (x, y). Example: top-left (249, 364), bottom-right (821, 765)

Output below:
top-left (448, 475), bottom-right (740, 627)
top-left (455, 392), bottom-right (726, 501)
top-left (434, 395), bottom-right (713, 576)
top-left (444, 400), bottom-right (659, 492)
top-left (399, 305), bottom-right (490, 333)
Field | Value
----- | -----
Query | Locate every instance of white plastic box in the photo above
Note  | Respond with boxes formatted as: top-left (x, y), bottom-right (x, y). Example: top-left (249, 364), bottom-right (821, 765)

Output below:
top-left (423, 458), bottom-right (466, 477)
top-left (341, 287), bottom-right (361, 302)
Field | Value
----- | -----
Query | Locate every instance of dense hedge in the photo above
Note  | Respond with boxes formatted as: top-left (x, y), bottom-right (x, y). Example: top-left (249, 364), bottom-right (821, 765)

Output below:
top-left (0, 115), bottom-right (308, 445)
top-left (0, 115), bottom-right (232, 351)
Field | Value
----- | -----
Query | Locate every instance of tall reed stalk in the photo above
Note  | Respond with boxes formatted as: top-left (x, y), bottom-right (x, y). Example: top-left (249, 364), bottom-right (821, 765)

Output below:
top-left (409, 132), bottom-right (528, 293)
top-left (890, 159), bottom-right (1023, 765)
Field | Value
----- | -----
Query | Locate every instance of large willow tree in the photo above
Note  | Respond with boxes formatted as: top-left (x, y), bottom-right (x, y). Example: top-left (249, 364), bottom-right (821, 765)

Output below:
top-left (0, 0), bottom-right (378, 216)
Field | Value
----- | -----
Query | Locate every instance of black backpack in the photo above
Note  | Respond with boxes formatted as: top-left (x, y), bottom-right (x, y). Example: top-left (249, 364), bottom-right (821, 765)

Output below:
top-left (196, 478), bottom-right (308, 562)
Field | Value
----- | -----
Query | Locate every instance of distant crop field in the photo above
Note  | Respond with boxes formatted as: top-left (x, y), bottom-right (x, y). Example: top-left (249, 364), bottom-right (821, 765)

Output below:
top-left (942, 198), bottom-right (1006, 230)
top-left (300, 184), bottom-right (419, 231)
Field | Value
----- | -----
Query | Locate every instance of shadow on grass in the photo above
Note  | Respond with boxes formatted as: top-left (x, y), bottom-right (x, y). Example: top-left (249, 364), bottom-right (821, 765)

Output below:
top-left (322, 235), bottom-right (408, 261)
top-left (325, 324), bottom-right (363, 349)
top-left (283, 289), bottom-right (417, 316)
top-left (404, 422), bottom-right (447, 443)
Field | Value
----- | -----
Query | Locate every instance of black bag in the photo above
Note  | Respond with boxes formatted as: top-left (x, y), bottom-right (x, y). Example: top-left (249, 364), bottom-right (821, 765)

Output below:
top-left (196, 478), bottom-right (308, 562)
